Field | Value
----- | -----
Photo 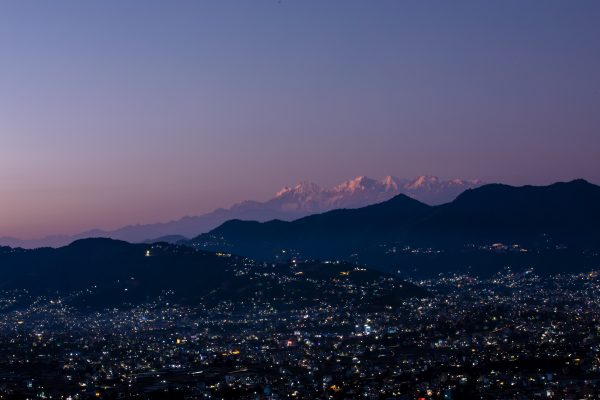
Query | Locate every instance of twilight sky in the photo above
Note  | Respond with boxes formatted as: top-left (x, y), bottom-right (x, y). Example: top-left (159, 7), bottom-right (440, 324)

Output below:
top-left (1, 1), bottom-right (599, 239)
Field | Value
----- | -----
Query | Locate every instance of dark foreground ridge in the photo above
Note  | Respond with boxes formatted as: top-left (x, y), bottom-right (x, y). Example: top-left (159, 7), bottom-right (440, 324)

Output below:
top-left (0, 238), bottom-right (425, 310)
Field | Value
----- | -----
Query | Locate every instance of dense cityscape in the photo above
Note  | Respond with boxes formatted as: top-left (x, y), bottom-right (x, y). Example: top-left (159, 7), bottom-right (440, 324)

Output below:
top-left (2, 256), bottom-right (600, 399)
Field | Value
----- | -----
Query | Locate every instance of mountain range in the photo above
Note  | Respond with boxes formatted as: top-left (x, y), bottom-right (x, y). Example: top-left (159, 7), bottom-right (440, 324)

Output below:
top-left (0, 175), bottom-right (481, 248)
top-left (189, 179), bottom-right (600, 276)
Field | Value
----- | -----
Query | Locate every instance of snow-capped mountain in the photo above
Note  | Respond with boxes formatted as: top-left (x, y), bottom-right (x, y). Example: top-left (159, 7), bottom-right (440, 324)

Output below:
top-left (0, 175), bottom-right (482, 248)
top-left (400, 176), bottom-right (484, 205)
top-left (269, 175), bottom-right (482, 212)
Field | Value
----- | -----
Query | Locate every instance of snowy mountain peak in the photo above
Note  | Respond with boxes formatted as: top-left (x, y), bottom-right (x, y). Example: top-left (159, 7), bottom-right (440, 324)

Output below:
top-left (275, 181), bottom-right (322, 198)
top-left (273, 174), bottom-right (482, 211)
top-left (334, 176), bottom-right (380, 193)
top-left (381, 175), bottom-right (401, 191)
top-left (407, 175), bottom-right (440, 189)
top-left (275, 186), bottom-right (292, 197)
top-left (274, 175), bottom-right (482, 204)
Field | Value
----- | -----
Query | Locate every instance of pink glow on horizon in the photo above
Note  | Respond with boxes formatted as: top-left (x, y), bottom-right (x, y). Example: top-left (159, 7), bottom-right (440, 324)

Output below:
top-left (1, 1), bottom-right (599, 238)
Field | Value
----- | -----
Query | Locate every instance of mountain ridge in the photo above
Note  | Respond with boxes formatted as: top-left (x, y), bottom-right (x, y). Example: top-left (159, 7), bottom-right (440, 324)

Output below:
top-left (0, 238), bottom-right (427, 309)
top-left (189, 179), bottom-right (600, 274)
top-left (0, 175), bottom-right (481, 248)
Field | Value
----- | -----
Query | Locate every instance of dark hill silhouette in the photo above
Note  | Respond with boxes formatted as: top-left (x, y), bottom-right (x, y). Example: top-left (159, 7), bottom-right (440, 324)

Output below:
top-left (0, 238), bottom-right (426, 309)
top-left (189, 180), bottom-right (600, 274)
top-left (422, 179), bottom-right (600, 230)
top-left (203, 194), bottom-right (431, 259)
top-left (0, 238), bottom-right (235, 308)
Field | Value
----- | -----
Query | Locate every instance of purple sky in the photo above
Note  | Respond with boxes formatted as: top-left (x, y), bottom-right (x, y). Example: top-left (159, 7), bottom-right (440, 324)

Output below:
top-left (1, 1), bottom-right (599, 239)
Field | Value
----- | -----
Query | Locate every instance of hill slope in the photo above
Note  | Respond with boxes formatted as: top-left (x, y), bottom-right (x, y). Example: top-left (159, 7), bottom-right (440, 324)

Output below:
top-left (196, 194), bottom-right (431, 260)
top-left (0, 238), bottom-right (426, 309)
top-left (189, 180), bottom-right (600, 274)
